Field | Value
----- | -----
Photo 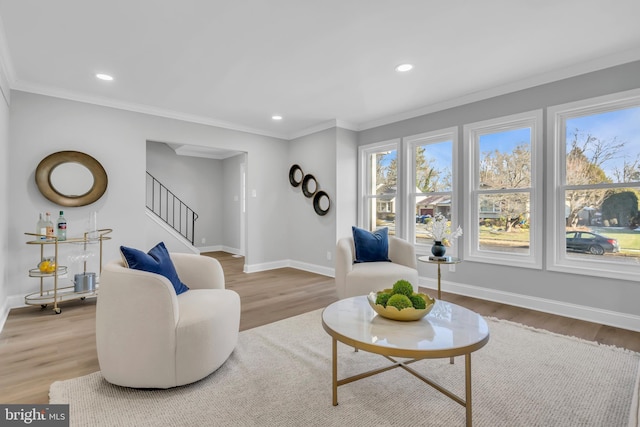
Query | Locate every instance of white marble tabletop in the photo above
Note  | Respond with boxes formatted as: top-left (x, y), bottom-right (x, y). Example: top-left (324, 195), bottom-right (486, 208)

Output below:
top-left (322, 296), bottom-right (490, 358)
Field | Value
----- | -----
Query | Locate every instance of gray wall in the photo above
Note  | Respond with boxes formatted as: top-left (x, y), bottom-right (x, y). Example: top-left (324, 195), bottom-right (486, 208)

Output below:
top-left (335, 128), bottom-right (358, 242)
top-left (146, 141), bottom-right (223, 248)
top-left (2, 60), bottom-right (638, 330)
top-left (288, 128), bottom-right (337, 272)
top-left (359, 61), bottom-right (640, 323)
top-left (222, 153), bottom-right (246, 254)
top-left (6, 91), bottom-right (289, 304)
top-left (0, 83), bottom-right (8, 322)
top-left (286, 127), bottom-right (358, 272)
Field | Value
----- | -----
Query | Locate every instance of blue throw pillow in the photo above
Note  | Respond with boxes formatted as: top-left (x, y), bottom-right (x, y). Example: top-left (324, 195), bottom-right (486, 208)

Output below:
top-left (120, 242), bottom-right (189, 295)
top-left (352, 226), bottom-right (390, 263)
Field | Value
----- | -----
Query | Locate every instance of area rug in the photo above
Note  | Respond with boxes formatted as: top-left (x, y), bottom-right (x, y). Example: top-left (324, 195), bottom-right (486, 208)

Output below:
top-left (50, 309), bottom-right (640, 427)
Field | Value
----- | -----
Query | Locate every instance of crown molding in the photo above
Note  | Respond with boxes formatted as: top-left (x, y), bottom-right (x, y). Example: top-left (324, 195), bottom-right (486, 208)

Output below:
top-left (167, 143), bottom-right (244, 160)
top-left (11, 80), bottom-right (291, 140)
top-left (359, 47), bottom-right (640, 131)
top-left (288, 119), bottom-right (359, 140)
top-left (5, 46), bottom-right (640, 140)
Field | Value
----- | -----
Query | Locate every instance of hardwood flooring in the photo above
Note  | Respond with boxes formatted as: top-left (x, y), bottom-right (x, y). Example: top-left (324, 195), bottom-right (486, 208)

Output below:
top-left (1, 250), bottom-right (638, 405)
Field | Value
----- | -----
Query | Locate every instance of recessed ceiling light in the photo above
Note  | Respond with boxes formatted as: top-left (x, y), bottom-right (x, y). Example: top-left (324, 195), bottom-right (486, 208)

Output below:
top-left (272, 115), bottom-right (283, 120)
top-left (395, 64), bottom-right (414, 72)
top-left (96, 73), bottom-right (114, 81)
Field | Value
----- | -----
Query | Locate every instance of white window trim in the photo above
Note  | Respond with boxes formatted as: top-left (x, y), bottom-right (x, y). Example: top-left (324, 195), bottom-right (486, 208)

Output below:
top-left (358, 139), bottom-right (401, 235)
top-left (546, 88), bottom-right (640, 280)
top-left (404, 127), bottom-right (459, 256)
top-left (464, 110), bottom-right (543, 269)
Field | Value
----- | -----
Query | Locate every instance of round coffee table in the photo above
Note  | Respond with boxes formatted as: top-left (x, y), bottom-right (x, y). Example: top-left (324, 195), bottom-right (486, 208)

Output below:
top-left (322, 296), bottom-right (490, 427)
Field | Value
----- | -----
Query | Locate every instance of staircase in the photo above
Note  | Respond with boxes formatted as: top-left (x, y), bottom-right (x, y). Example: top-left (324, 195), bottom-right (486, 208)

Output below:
top-left (146, 172), bottom-right (198, 245)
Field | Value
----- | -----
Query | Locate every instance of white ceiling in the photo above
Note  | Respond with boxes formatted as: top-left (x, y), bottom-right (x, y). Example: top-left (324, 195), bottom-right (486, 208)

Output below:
top-left (0, 1), bottom-right (639, 140)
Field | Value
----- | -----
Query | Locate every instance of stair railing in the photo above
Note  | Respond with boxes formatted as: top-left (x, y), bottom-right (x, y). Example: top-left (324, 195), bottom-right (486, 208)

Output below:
top-left (146, 172), bottom-right (198, 245)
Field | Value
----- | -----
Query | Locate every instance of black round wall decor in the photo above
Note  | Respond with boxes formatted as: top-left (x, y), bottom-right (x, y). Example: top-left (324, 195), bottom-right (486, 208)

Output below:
top-left (290, 164), bottom-right (331, 216)
top-left (313, 191), bottom-right (331, 216)
top-left (301, 174), bottom-right (318, 198)
top-left (289, 164), bottom-right (304, 187)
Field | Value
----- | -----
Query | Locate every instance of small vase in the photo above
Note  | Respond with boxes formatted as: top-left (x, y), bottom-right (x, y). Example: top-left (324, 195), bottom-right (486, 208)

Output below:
top-left (431, 241), bottom-right (446, 257)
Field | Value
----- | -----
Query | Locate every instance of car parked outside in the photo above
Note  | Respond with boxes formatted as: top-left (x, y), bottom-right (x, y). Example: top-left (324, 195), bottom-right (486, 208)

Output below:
top-left (415, 214), bottom-right (432, 224)
top-left (565, 231), bottom-right (619, 255)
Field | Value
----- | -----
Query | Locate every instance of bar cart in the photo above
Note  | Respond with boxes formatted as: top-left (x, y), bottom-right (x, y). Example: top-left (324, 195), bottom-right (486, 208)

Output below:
top-left (24, 228), bottom-right (112, 314)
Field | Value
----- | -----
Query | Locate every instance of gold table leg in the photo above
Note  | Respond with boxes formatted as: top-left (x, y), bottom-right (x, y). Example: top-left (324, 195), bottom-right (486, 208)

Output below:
top-left (437, 263), bottom-right (442, 300)
top-left (330, 349), bottom-right (474, 425)
top-left (332, 337), bottom-right (338, 406)
top-left (437, 263), bottom-right (454, 364)
top-left (466, 353), bottom-right (472, 427)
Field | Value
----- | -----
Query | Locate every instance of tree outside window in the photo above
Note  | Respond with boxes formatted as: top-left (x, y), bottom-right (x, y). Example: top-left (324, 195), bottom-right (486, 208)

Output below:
top-left (477, 129), bottom-right (531, 253)
top-left (413, 141), bottom-right (453, 245)
top-left (465, 111), bottom-right (543, 268)
top-left (360, 141), bottom-right (398, 234)
top-left (563, 106), bottom-right (640, 262)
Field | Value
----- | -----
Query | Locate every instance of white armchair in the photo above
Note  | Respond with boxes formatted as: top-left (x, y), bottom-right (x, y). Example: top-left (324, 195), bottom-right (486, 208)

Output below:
top-left (96, 253), bottom-right (240, 389)
top-left (335, 236), bottom-right (419, 299)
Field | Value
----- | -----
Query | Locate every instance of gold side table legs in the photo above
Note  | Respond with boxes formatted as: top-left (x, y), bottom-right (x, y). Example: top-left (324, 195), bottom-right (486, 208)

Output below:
top-left (437, 263), bottom-right (442, 299)
top-left (417, 255), bottom-right (461, 302)
top-left (465, 353), bottom-right (472, 427)
top-left (332, 337), bottom-right (338, 406)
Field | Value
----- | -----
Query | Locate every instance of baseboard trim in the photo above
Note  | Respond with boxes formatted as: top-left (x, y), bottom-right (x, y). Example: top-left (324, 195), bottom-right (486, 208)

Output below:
top-left (196, 245), bottom-right (244, 256)
top-left (197, 245), bottom-right (222, 253)
top-left (419, 277), bottom-right (640, 333)
top-left (3, 259), bottom-right (636, 335)
top-left (244, 260), bottom-right (290, 273)
top-left (145, 209), bottom-right (200, 254)
top-left (221, 246), bottom-right (243, 256)
top-left (244, 259), bottom-right (334, 277)
top-left (0, 298), bottom-right (9, 336)
top-left (288, 260), bottom-right (334, 278)
top-left (0, 294), bottom-right (28, 333)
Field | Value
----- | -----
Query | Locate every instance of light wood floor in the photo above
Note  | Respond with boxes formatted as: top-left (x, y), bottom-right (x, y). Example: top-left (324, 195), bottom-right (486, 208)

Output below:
top-left (1, 251), bottom-right (638, 405)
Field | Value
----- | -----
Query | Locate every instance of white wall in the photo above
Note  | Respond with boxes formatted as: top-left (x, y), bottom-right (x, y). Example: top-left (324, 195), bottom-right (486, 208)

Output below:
top-left (6, 91), bottom-right (289, 303)
top-left (358, 61), bottom-right (640, 328)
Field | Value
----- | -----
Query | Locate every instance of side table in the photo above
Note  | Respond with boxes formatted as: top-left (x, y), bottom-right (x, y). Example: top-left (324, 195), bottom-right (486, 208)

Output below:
top-left (418, 255), bottom-right (461, 300)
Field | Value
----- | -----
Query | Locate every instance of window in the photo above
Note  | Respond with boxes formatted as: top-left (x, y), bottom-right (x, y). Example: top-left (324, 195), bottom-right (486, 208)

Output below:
top-left (406, 128), bottom-right (458, 254)
top-left (359, 140), bottom-right (399, 235)
top-left (548, 89), bottom-right (640, 279)
top-left (464, 111), bottom-right (543, 268)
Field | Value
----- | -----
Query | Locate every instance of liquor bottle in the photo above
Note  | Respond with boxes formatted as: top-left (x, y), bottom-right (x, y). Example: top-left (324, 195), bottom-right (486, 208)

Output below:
top-left (36, 213), bottom-right (47, 240)
top-left (56, 211), bottom-right (67, 241)
top-left (45, 212), bottom-right (55, 240)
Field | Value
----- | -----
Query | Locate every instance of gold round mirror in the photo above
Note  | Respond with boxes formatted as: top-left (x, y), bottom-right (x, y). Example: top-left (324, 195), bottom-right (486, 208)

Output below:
top-left (35, 151), bottom-right (108, 207)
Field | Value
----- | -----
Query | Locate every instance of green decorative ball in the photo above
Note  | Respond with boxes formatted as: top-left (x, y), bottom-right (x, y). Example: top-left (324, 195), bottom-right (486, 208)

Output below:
top-left (409, 294), bottom-right (427, 309)
top-left (387, 294), bottom-right (413, 310)
top-left (392, 280), bottom-right (414, 296)
top-left (375, 292), bottom-right (392, 307)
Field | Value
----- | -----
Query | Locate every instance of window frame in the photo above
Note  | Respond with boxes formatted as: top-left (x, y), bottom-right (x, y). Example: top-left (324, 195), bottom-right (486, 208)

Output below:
top-left (464, 110), bottom-right (543, 268)
top-left (404, 127), bottom-right (459, 256)
top-left (358, 139), bottom-right (402, 235)
top-left (547, 88), bottom-right (640, 280)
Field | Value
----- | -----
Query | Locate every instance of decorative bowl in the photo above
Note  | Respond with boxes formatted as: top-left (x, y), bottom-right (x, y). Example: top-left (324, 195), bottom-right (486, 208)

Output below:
top-left (367, 289), bottom-right (435, 321)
